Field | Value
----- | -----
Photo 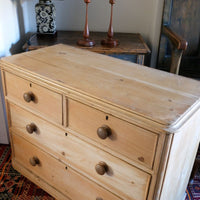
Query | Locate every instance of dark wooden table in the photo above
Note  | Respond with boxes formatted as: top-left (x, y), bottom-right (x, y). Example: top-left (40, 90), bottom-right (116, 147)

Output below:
top-left (23, 31), bottom-right (151, 65)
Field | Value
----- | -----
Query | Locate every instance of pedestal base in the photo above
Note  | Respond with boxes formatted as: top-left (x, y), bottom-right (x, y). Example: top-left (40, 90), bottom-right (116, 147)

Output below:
top-left (37, 31), bottom-right (57, 38)
top-left (101, 38), bottom-right (119, 47)
top-left (77, 38), bottom-right (95, 47)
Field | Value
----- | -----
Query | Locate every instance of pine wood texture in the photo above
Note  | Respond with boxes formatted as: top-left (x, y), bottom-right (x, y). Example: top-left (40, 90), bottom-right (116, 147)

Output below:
top-left (1, 44), bottom-right (200, 200)
top-left (159, 108), bottom-right (200, 200)
top-left (12, 133), bottom-right (121, 200)
top-left (4, 71), bottom-right (62, 125)
top-left (68, 99), bottom-right (158, 169)
top-left (9, 102), bottom-right (150, 200)
top-left (2, 44), bottom-right (200, 127)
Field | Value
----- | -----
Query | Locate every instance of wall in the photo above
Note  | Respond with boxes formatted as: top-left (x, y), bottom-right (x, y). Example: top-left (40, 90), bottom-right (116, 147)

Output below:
top-left (0, 0), bottom-right (19, 57)
top-left (0, 73), bottom-right (9, 144)
top-left (0, 0), bottom-right (29, 144)
top-left (150, 0), bottom-right (165, 67)
top-left (0, 0), bottom-right (29, 57)
top-left (0, 0), bottom-right (19, 144)
top-left (26, 0), bottom-right (164, 67)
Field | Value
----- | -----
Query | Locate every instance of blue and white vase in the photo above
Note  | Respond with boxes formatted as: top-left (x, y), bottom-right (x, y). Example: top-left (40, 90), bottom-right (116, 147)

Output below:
top-left (35, 0), bottom-right (56, 34)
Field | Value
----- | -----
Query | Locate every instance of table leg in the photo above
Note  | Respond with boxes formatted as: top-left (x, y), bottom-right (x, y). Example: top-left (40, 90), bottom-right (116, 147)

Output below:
top-left (137, 55), bottom-right (144, 65)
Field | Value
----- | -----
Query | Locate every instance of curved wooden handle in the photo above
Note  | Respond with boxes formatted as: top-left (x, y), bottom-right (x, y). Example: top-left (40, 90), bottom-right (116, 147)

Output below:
top-left (163, 25), bottom-right (188, 50)
top-left (23, 92), bottom-right (34, 102)
top-left (97, 125), bottom-right (111, 139)
top-left (26, 123), bottom-right (37, 134)
top-left (29, 156), bottom-right (40, 166)
top-left (95, 161), bottom-right (108, 175)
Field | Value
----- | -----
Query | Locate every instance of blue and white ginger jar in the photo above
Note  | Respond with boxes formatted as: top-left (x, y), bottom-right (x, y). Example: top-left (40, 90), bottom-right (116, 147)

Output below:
top-left (35, 0), bottom-right (56, 34)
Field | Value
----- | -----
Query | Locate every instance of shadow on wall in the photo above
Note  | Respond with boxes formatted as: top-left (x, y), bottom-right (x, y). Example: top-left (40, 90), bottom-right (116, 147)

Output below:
top-left (0, 0), bottom-right (32, 57)
top-left (10, 0), bottom-right (27, 55)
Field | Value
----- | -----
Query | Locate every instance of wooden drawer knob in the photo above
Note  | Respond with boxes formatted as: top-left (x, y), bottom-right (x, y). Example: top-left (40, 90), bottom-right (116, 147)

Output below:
top-left (96, 198), bottom-right (103, 200)
top-left (95, 161), bottom-right (108, 175)
top-left (26, 123), bottom-right (37, 134)
top-left (29, 156), bottom-right (40, 166)
top-left (97, 125), bottom-right (111, 139)
top-left (23, 92), bottom-right (34, 102)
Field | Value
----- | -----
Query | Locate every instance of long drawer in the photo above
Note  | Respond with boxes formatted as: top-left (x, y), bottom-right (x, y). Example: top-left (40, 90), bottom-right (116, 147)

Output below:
top-left (68, 99), bottom-right (158, 168)
top-left (9, 102), bottom-right (151, 200)
top-left (4, 72), bottom-right (62, 124)
top-left (12, 133), bottom-right (122, 200)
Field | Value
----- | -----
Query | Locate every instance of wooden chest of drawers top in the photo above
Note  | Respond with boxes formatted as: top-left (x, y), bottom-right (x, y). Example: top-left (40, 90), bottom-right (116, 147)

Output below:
top-left (1, 44), bottom-right (200, 200)
top-left (1, 44), bottom-right (200, 131)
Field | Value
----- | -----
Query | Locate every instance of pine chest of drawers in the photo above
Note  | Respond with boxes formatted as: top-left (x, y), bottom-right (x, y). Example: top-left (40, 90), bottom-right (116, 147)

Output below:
top-left (1, 44), bottom-right (200, 200)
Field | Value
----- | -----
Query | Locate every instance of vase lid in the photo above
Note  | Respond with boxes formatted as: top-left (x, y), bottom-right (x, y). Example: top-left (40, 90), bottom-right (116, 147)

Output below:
top-left (39, 0), bottom-right (52, 4)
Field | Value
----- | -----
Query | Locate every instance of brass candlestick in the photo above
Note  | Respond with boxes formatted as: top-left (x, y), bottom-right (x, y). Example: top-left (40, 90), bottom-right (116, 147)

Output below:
top-left (77, 0), bottom-right (95, 47)
top-left (101, 0), bottom-right (119, 47)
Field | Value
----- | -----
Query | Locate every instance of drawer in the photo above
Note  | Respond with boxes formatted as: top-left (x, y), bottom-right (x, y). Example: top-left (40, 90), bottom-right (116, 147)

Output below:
top-left (9, 103), bottom-right (151, 200)
top-left (12, 133), bottom-right (121, 200)
top-left (68, 99), bottom-right (158, 168)
top-left (4, 72), bottom-right (62, 124)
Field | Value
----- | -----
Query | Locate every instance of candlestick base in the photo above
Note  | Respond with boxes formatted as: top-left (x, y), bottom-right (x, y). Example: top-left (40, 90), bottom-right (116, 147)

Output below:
top-left (101, 38), bottom-right (119, 47)
top-left (77, 38), bottom-right (95, 47)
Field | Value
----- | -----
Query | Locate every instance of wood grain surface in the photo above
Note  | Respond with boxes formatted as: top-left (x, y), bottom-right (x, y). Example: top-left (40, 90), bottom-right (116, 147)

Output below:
top-left (23, 31), bottom-right (151, 55)
top-left (1, 43), bottom-right (200, 200)
top-left (9, 103), bottom-right (151, 200)
top-left (12, 133), bottom-right (122, 200)
top-left (2, 44), bottom-right (200, 128)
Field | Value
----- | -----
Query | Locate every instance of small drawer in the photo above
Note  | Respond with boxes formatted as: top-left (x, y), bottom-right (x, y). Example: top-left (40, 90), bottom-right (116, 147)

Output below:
top-left (68, 99), bottom-right (158, 168)
top-left (4, 72), bottom-right (62, 124)
top-left (10, 103), bottom-right (151, 200)
top-left (12, 133), bottom-right (121, 200)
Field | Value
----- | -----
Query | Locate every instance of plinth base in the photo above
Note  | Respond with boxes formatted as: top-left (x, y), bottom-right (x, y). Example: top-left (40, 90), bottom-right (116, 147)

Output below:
top-left (77, 38), bottom-right (95, 47)
top-left (37, 31), bottom-right (57, 39)
top-left (101, 38), bottom-right (119, 47)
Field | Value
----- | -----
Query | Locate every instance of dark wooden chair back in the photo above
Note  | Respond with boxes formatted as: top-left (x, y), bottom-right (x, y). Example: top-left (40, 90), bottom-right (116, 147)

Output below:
top-left (158, 0), bottom-right (199, 77)
top-left (162, 25), bottom-right (188, 74)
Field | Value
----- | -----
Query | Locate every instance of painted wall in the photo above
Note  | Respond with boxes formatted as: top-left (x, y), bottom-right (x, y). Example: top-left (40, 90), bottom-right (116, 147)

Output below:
top-left (0, 73), bottom-right (9, 144)
top-left (26, 0), bottom-right (164, 67)
top-left (0, 0), bottom-right (29, 57)
top-left (0, 0), bottom-right (30, 144)
top-left (0, 0), bottom-right (19, 144)
top-left (0, 0), bottom-right (19, 57)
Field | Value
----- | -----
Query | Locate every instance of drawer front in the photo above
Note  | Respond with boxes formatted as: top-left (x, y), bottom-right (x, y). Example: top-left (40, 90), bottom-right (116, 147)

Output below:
top-left (4, 72), bottom-right (62, 124)
top-left (12, 133), bottom-right (121, 200)
top-left (10, 103), bottom-right (151, 200)
top-left (68, 99), bottom-right (158, 168)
